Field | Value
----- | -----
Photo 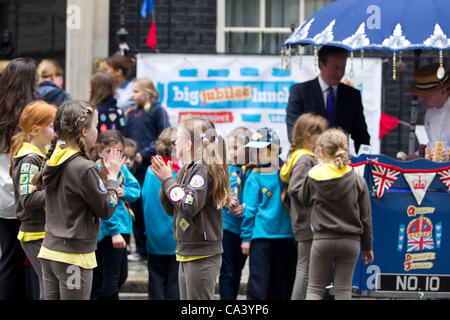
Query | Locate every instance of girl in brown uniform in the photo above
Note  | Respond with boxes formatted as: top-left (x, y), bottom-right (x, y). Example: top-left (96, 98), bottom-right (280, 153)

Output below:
top-left (33, 100), bottom-right (123, 300)
top-left (300, 128), bottom-right (374, 300)
top-left (280, 113), bottom-right (328, 300)
top-left (151, 117), bottom-right (230, 300)
top-left (10, 100), bottom-right (57, 299)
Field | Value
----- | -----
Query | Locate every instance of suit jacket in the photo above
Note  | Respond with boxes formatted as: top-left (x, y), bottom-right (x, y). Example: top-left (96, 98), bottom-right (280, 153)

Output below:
top-left (286, 77), bottom-right (370, 152)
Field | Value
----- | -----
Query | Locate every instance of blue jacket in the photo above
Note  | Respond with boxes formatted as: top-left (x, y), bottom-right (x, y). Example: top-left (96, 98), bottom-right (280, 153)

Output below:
top-left (96, 163), bottom-right (141, 242)
top-left (36, 81), bottom-right (70, 107)
top-left (123, 103), bottom-right (170, 162)
top-left (142, 167), bottom-right (177, 255)
top-left (241, 169), bottom-right (294, 242)
top-left (96, 96), bottom-right (126, 134)
top-left (222, 164), bottom-right (253, 235)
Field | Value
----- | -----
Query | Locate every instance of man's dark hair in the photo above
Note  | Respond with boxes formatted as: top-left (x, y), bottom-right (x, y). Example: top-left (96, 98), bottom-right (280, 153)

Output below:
top-left (318, 46), bottom-right (349, 65)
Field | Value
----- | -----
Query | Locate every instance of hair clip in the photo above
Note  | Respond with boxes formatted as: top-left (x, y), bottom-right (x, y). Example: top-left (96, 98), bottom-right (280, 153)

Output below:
top-left (200, 132), bottom-right (207, 141)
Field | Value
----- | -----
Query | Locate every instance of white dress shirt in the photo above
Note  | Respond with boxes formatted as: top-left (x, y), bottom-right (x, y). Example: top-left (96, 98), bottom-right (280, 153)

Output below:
top-left (424, 96), bottom-right (450, 151)
top-left (318, 75), bottom-right (338, 111)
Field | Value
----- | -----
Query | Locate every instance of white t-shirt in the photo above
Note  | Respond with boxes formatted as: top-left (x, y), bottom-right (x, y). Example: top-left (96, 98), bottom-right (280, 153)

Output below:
top-left (0, 153), bottom-right (16, 219)
top-left (425, 96), bottom-right (450, 151)
top-left (115, 80), bottom-right (135, 113)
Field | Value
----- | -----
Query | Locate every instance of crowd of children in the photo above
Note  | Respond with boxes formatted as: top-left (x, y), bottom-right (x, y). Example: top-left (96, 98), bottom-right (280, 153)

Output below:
top-left (0, 55), bottom-right (374, 301)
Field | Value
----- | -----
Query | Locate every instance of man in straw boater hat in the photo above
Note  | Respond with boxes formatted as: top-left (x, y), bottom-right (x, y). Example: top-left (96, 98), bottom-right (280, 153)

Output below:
top-left (407, 63), bottom-right (450, 162)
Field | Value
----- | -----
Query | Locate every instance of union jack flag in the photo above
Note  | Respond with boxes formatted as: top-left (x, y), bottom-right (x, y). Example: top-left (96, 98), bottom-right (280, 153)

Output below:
top-left (438, 169), bottom-right (450, 190)
top-left (372, 163), bottom-right (401, 198)
top-left (407, 234), bottom-right (435, 252)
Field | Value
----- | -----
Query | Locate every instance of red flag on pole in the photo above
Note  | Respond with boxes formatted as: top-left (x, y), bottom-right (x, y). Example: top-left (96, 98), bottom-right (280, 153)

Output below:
top-left (379, 112), bottom-right (400, 139)
top-left (146, 21), bottom-right (157, 50)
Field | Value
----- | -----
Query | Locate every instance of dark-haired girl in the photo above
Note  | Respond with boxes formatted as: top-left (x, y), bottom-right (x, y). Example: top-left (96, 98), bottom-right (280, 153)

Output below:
top-left (0, 58), bottom-right (39, 299)
top-left (91, 130), bottom-right (140, 300)
top-left (103, 55), bottom-right (134, 112)
top-left (89, 71), bottom-right (126, 134)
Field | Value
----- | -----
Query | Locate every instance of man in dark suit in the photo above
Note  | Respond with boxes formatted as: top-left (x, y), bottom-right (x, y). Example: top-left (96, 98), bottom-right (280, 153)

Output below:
top-left (286, 46), bottom-right (370, 153)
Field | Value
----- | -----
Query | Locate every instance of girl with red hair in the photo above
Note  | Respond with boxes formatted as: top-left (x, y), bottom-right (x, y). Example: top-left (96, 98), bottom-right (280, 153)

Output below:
top-left (9, 100), bottom-right (57, 299)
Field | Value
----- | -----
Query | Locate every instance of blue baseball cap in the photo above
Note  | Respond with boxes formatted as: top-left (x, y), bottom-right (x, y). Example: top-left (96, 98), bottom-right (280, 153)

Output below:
top-left (245, 127), bottom-right (280, 148)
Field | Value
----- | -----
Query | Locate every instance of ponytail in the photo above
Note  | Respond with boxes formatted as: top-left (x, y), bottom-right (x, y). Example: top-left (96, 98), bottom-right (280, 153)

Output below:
top-left (201, 129), bottom-right (230, 209)
top-left (289, 113), bottom-right (328, 156)
top-left (180, 118), bottom-right (231, 209)
top-left (32, 134), bottom-right (59, 190)
top-left (316, 128), bottom-right (350, 169)
top-left (334, 148), bottom-right (349, 169)
top-left (32, 100), bottom-right (96, 190)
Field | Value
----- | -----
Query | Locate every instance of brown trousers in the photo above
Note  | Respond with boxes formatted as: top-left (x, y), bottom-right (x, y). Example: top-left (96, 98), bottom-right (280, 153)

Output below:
top-left (291, 240), bottom-right (312, 300)
top-left (178, 254), bottom-right (221, 300)
top-left (306, 238), bottom-right (360, 300)
top-left (40, 258), bottom-right (93, 300)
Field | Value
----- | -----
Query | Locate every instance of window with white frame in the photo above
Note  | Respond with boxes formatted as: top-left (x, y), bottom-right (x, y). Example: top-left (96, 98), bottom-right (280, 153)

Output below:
top-left (216, 0), bottom-right (334, 54)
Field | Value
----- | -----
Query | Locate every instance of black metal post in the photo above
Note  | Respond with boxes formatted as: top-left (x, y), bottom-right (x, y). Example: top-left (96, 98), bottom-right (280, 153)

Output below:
top-left (168, 0), bottom-right (172, 50)
top-left (244, 31), bottom-right (248, 53)
top-left (117, 0), bottom-right (129, 56)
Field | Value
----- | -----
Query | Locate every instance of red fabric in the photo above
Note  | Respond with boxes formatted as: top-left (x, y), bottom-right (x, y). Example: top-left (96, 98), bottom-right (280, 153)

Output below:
top-left (379, 112), bottom-right (400, 139)
top-left (162, 157), bottom-right (181, 173)
top-left (146, 21), bottom-right (157, 50)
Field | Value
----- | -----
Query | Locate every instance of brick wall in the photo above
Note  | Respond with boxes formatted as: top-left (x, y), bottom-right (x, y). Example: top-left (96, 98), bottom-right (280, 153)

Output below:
top-left (109, 0), bottom-right (217, 55)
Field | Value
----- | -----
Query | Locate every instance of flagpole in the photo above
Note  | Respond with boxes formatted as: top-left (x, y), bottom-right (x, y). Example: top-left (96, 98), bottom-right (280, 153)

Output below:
top-left (152, 11), bottom-right (159, 53)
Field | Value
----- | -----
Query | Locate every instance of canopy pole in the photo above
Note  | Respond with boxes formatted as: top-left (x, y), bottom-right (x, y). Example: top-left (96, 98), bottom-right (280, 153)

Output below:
top-left (408, 49), bottom-right (422, 155)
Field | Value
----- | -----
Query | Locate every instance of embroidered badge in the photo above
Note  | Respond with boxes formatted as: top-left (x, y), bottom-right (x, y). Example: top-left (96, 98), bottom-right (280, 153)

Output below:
top-left (179, 218), bottom-right (190, 232)
top-left (19, 184), bottom-right (28, 195)
top-left (110, 192), bottom-right (118, 208)
top-left (100, 114), bottom-right (107, 122)
top-left (262, 187), bottom-right (272, 197)
top-left (20, 163), bottom-right (30, 173)
top-left (98, 178), bottom-right (107, 192)
top-left (184, 194), bottom-right (194, 206)
top-left (169, 186), bottom-right (186, 202)
top-left (20, 173), bottom-right (29, 184)
top-left (29, 184), bottom-right (36, 193)
top-left (109, 113), bottom-right (117, 122)
top-left (189, 175), bottom-right (205, 188)
top-left (29, 164), bottom-right (39, 174)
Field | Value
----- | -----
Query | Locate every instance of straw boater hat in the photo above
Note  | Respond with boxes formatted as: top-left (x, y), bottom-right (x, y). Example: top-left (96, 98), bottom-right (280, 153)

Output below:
top-left (408, 63), bottom-right (450, 96)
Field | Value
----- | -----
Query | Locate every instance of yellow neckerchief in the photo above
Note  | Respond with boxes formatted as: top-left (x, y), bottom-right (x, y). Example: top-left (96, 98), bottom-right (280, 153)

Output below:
top-left (47, 145), bottom-right (80, 166)
top-left (308, 163), bottom-right (352, 181)
top-left (280, 149), bottom-right (316, 183)
top-left (15, 142), bottom-right (45, 158)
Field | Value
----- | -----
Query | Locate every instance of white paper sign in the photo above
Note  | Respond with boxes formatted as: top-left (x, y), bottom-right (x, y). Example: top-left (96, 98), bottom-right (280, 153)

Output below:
top-left (137, 54), bottom-right (382, 159)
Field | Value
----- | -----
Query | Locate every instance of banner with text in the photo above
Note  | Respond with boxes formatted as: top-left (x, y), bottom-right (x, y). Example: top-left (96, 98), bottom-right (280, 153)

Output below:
top-left (137, 54), bottom-right (382, 157)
